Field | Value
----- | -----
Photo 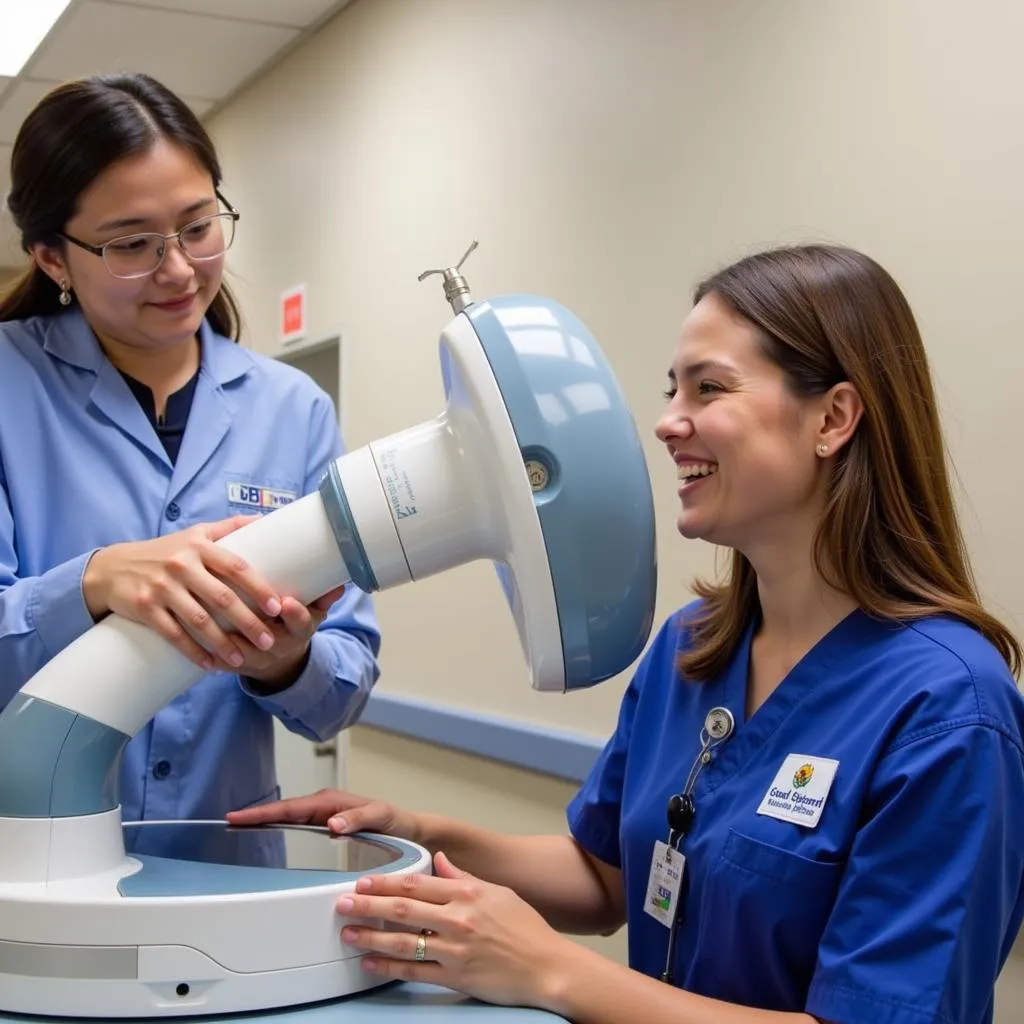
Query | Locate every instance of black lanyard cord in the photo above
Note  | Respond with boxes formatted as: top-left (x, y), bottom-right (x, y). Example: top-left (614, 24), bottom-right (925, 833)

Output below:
top-left (660, 708), bottom-right (735, 985)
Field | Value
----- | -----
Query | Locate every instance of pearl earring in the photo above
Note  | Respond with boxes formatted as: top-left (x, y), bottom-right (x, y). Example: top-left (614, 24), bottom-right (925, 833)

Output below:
top-left (58, 280), bottom-right (72, 307)
top-left (816, 443), bottom-right (829, 456)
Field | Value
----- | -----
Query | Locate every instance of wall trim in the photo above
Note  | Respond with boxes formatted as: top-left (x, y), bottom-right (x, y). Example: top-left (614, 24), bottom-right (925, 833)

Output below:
top-left (357, 692), bottom-right (606, 784)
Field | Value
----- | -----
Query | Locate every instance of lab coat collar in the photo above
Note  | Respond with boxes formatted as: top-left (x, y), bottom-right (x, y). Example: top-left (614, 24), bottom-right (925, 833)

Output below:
top-left (41, 308), bottom-right (256, 481)
top-left (40, 307), bottom-right (256, 387)
top-left (196, 316), bottom-right (257, 386)
top-left (172, 320), bottom-right (256, 501)
top-left (40, 307), bottom-right (106, 372)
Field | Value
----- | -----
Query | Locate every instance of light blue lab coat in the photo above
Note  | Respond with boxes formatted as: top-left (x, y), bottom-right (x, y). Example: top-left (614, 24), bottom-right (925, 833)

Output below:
top-left (0, 309), bottom-right (381, 864)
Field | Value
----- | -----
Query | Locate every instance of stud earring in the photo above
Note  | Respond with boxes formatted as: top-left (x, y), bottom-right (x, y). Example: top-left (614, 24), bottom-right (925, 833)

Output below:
top-left (816, 443), bottom-right (829, 456)
top-left (58, 280), bottom-right (72, 307)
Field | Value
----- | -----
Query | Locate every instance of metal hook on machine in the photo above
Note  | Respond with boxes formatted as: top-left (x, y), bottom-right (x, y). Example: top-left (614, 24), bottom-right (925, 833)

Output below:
top-left (418, 240), bottom-right (479, 314)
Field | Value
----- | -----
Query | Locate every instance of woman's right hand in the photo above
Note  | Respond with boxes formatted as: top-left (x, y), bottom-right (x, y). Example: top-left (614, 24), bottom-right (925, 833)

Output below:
top-left (225, 788), bottom-right (422, 843)
top-left (82, 514), bottom-right (284, 672)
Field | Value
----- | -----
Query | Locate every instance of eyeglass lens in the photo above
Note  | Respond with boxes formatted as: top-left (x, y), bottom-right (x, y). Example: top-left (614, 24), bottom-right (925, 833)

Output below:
top-left (103, 213), bottom-right (236, 279)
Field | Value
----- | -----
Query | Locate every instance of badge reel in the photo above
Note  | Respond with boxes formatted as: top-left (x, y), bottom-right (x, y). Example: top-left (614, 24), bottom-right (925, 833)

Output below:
top-left (644, 706), bottom-right (734, 984)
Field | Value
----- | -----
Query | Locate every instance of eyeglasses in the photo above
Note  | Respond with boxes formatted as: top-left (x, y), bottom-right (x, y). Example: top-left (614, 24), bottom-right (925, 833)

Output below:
top-left (59, 190), bottom-right (240, 280)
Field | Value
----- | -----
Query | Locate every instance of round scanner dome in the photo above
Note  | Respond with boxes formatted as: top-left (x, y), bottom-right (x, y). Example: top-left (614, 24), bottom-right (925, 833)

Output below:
top-left (319, 291), bottom-right (658, 691)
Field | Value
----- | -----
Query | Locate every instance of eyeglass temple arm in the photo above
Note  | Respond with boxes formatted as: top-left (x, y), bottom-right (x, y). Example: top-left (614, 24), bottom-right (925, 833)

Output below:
top-left (215, 189), bottom-right (239, 219)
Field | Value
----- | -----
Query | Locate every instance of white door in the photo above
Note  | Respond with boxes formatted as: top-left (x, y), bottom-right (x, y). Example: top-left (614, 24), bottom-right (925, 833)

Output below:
top-left (270, 335), bottom-right (348, 869)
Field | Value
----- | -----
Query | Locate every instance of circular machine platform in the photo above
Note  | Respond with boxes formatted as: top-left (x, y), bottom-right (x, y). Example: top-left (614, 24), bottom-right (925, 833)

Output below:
top-left (0, 822), bottom-right (565, 1022)
top-left (116, 820), bottom-right (424, 894)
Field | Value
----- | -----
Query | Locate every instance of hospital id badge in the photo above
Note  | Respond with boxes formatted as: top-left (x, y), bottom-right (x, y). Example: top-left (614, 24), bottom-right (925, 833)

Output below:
top-left (644, 840), bottom-right (684, 928)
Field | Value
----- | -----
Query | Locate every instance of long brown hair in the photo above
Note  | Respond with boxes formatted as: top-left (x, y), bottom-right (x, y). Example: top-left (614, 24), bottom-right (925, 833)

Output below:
top-left (0, 73), bottom-right (240, 340)
top-left (680, 244), bottom-right (1021, 680)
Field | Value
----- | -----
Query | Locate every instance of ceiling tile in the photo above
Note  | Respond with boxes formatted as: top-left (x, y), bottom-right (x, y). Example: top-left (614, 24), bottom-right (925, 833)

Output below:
top-left (0, 79), bottom-right (63, 146)
top-left (103, 0), bottom-right (347, 28)
top-left (26, 1), bottom-right (301, 101)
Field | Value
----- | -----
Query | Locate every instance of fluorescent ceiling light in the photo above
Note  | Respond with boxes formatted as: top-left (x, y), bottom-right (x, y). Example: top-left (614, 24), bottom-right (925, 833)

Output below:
top-left (0, 0), bottom-right (72, 77)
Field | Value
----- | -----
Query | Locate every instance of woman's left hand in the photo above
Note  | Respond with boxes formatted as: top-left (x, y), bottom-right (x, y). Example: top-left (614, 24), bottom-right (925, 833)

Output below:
top-left (338, 851), bottom-right (572, 1010)
top-left (232, 587), bottom-right (345, 692)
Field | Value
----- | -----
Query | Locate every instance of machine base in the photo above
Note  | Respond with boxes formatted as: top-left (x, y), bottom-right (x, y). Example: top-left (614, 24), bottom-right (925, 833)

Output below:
top-left (0, 822), bottom-right (432, 1019)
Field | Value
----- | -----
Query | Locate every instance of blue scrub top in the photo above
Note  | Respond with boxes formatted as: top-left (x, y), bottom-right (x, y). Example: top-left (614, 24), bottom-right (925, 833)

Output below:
top-left (0, 309), bottom-right (381, 864)
top-left (568, 602), bottom-right (1024, 1024)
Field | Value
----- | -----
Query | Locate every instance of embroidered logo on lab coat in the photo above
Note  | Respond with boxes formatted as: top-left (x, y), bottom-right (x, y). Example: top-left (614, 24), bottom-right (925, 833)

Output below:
top-left (757, 754), bottom-right (838, 828)
top-left (227, 481), bottom-right (297, 512)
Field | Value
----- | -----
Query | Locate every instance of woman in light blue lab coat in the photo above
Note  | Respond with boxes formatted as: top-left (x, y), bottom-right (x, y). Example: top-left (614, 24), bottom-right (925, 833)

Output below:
top-left (0, 74), bottom-right (380, 865)
top-left (235, 245), bottom-right (1024, 1023)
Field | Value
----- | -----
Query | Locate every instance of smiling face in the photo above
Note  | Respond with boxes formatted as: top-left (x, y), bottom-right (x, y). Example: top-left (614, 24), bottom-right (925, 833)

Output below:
top-left (654, 293), bottom-right (835, 556)
top-left (32, 136), bottom-right (224, 354)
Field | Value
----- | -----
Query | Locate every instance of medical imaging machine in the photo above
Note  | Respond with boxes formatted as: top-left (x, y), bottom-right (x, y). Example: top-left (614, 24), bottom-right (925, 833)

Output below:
top-left (0, 245), bottom-right (657, 1020)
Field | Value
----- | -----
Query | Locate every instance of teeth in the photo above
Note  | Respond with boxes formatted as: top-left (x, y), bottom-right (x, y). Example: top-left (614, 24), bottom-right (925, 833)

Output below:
top-left (678, 463), bottom-right (717, 480)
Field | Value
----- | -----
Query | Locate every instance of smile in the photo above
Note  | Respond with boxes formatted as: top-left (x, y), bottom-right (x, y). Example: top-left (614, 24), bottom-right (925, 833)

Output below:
top-left (150, 294), bottom-right (197, 311)
top-left (677, 462), bottom-right (717, 480)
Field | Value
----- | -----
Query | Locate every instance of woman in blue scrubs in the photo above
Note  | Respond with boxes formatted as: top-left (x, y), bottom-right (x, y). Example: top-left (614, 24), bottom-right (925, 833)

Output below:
top-left (232, 244), bottom-right (1024, 1021)
top-left (0, 75), bottom-right (381, 864)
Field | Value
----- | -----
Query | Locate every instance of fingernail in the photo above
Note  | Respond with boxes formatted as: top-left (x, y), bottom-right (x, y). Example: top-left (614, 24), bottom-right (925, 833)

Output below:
top-left (337, 897), bottom-right (353, 913)
top-left (362, 959), bottom-right (379, 973)
top-left (229, 652), bottom-right (244, 668)
top-left (342, 928), bottom-right (358, 943)
top-left (356, 877), bottom-right (372, 892)
top-left (329, 815), bottom-right (348, 833)
top-left (265, 598), bottom-right (282, 617)
top-left (257, 632), bottom-right (274, 651)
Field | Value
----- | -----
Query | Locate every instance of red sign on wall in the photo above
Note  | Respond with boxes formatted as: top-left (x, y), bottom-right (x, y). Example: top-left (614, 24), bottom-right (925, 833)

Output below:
top-left (281, 285), bottom-right (306, 345)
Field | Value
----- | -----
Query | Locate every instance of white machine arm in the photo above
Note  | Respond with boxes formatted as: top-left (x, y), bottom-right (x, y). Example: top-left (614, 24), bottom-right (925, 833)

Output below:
top-left (17, 495), bottom-right (347, 735)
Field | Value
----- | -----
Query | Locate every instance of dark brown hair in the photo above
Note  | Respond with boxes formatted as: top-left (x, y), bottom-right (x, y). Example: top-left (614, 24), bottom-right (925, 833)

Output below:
top-left (0, 73), bottom-right (240, 340)
top-left (680, 244), bottom-right (1021, 680)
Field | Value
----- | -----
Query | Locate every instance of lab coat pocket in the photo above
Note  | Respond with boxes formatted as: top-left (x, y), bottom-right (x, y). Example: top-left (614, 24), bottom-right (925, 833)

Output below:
top-left (222, 472), bottom-right (301, 518)
top-left (702, 830), bottom-right (845, 998)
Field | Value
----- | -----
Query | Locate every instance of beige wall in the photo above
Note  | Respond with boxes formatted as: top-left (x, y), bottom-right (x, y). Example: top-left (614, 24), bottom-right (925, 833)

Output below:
top-left (210, 0), bottom-right (1023, 732)
top-left (206, 0), bottom-right (1024, 1011)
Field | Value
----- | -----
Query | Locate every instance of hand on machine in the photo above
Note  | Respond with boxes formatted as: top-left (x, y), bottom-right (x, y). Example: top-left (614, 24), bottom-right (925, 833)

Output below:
top-left (81, 515), bottom-right (344, 688)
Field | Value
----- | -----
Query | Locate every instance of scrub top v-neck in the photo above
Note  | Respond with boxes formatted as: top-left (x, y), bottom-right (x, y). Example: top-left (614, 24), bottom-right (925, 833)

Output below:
top-left (567, 601), bottom-right (1024, 1023)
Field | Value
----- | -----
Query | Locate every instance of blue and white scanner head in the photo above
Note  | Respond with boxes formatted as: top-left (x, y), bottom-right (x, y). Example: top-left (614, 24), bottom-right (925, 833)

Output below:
top-left (320, 241), bottom-right (658, 691)
top-left (0, 243), bottom-right (657, 1019)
